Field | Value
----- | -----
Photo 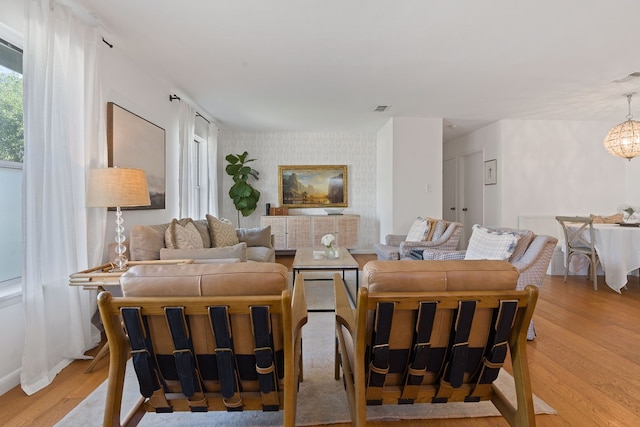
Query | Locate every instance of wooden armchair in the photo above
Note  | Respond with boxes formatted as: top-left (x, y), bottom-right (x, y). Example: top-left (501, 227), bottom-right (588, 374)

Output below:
top-left (333, 260), bottom-right (538, 426)
top-left (97, 263), bottom-right (307, 427)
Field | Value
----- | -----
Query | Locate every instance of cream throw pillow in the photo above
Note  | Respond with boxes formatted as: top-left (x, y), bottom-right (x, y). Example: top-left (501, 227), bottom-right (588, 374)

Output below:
top-left (405, 217), bottom-right (430, 242)
top-left (464, 224), bottom-right (519, 260)
top-left (165, 218), bottom-right (204, 250)
top-left (206, 214), bottom-right (240, 247)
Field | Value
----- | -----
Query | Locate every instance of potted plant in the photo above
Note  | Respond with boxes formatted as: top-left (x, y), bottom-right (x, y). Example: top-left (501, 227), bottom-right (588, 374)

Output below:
top-left (225, 151), bottom-right (261, 223)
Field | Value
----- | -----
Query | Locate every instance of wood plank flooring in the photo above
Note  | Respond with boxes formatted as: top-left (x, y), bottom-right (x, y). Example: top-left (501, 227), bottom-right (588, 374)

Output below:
top-left (2, 255), bottom-right (640, 426)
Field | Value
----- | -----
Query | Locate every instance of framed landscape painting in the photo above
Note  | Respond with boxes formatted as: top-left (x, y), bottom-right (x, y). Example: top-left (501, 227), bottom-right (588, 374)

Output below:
top-left (278, 165), bottom-right (348, 208)
top-left (107, 102), bottom-right (166, 209)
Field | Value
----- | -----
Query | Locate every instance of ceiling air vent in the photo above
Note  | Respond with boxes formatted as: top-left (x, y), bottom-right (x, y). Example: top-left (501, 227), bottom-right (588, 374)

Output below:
top-left (374, 105), bottom-right (390, 112)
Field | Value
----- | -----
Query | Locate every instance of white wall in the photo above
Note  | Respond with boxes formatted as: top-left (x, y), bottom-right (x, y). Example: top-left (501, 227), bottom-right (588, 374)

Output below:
top-left (218, 131), bottom-right (378, 251)
top-left (100, 42), bottom-right (182, 259)
top-left (445, 122), bottom-right (502, 225)
top-left (376, 120), bottom-right (394, 240)
top-left (376, 117), bottom-right (443, 241)
top-left (447, 119), bottom-right (636, 231)
top-left (500, 120), bottom-right (628, 226)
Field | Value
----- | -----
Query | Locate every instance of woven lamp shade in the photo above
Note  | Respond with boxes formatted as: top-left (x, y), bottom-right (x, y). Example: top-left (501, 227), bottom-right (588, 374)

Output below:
top-left (86, 167), bottom-right (151, 208)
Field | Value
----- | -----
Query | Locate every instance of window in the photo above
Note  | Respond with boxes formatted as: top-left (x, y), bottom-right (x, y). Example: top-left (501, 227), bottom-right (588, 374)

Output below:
top-left (0, 36), bottom-right (23, 289)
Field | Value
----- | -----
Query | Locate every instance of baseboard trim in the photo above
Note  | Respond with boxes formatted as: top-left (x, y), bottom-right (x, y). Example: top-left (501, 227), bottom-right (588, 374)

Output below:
top-left (0, 367), bottom-right (21, 396)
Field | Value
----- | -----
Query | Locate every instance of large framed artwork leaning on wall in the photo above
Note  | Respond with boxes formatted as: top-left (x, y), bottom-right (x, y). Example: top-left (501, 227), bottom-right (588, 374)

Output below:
top-left (278, 165), bottom-right (348, 208)
top-left (107, 102), bottom-right (166, 210)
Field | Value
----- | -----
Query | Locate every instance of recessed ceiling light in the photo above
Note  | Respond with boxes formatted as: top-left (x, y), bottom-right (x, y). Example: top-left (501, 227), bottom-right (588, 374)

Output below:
top-left (374, 105), bottom-right (390, 112)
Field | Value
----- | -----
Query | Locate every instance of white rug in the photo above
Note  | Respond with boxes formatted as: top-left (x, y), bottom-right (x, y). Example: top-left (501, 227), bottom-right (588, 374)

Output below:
top-left (57, 274), bottom-right (556, 426)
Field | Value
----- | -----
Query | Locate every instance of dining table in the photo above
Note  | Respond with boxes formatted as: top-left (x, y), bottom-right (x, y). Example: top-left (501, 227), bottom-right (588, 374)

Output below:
top-left (573, 223), bottom-right (640, 293)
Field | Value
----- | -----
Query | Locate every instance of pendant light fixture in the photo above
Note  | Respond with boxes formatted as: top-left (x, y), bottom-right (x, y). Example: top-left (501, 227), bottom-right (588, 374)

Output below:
top-left (603, 93), bottom-right (640, 160)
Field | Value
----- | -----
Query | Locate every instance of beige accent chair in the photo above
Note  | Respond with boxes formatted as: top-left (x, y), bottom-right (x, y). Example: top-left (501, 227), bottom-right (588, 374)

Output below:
top-left (555, 216), bottom-right (600, 290)
top-left (374, 220), bottom-right (463, 261)
top-left (333, 260), bottom-right (538, 426)
top-left (98, 263), bottom-right (307, 427)
top-left (421, 227), bottom-right (557, 340)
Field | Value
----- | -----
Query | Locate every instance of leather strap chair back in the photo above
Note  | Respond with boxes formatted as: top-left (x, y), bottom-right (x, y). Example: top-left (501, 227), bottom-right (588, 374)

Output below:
top-left (333, 260), bottom-right (538, 426)
top-left (98, 263), bottom-right (307, 427)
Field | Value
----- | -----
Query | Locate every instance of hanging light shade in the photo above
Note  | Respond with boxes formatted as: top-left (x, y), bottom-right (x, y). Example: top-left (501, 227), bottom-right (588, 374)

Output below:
top-left (603, 93), bottom-right (640, 161)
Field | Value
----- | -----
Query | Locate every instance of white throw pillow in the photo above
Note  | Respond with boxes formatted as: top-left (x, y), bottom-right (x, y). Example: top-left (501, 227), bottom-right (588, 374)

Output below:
top-left (464, 224), bottom-right (520, 260)
top-left (405, 217), bottom-right (430, 242)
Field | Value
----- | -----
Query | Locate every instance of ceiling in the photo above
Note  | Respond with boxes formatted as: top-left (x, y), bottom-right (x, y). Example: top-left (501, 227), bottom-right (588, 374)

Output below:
top-left (77, 0), bottom-right (640, 141)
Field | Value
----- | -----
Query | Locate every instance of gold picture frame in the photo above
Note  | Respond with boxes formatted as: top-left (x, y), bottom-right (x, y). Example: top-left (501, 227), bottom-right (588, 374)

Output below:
top-left (278, 165), bottom-right (348, 208)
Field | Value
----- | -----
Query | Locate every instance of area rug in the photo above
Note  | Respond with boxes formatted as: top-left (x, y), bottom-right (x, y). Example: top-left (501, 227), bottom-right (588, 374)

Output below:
top-left (57, 274), bottom-right (556, 426)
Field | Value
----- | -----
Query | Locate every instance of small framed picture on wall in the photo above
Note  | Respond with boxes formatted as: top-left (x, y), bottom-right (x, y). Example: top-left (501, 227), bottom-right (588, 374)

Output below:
top-left (484, 159), bottom-right (497, 185)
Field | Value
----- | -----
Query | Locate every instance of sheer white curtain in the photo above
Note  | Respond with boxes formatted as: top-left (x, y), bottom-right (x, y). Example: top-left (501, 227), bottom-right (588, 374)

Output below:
top-left (21, 0), bottom-right (104, 395)
top-left (206, 122), bottom-right (219, 217)
top-left (178, 100), bottom-right (197, 218)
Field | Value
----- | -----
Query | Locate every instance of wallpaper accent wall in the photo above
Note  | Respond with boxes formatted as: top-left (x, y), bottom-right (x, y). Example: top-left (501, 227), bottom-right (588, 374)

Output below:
top-left (218, 131), bottom-right (378, 251)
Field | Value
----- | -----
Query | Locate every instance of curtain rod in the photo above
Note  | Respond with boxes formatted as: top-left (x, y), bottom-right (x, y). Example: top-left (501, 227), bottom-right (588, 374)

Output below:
top-left (169, 94), bottom-right (211, 124)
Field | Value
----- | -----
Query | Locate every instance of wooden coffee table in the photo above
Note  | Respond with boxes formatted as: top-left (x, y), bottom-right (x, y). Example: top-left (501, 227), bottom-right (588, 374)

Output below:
top-left (292, 247), bottom-right (359, 310)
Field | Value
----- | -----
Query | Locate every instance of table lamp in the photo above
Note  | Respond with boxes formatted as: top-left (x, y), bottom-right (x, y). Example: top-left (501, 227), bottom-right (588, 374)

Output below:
top-left (87, 167), bottom-right (151, 271)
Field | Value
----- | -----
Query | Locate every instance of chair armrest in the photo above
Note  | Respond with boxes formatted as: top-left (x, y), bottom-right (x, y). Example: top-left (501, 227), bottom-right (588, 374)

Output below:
top-left (512, 235), bottom-right (558, 290)
top-left (333, 273), bottom-right (356, 336)
top-left (385, 234), bottom-right (407, 246)
top-left (422, 248), bottom-right (466, 260)
top-left (291, 273), bottom-right (308, 332)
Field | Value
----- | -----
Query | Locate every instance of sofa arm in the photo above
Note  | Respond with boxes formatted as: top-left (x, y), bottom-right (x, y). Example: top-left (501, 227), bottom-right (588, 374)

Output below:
top-left (512, 235), bottom-right (558, 289)
top-left (385, 234), bottom-right (407, 246)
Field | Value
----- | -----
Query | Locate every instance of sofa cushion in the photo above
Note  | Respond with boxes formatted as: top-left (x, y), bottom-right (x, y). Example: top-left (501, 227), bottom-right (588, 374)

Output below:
top-left (206, 214), bottom-right (240, 247)
top-left (464, 224), bottom-right (520, 261)
top-left (160, 242), bottom-right (248, 262)
top-left (237, 225), bottom-right (272, 248)
top-left (129, 223), bottom-right (170, 261)
top-left (406, 217), bottom-right (430, 242)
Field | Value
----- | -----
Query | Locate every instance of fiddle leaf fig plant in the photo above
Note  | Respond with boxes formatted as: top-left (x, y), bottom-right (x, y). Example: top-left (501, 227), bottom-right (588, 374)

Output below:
top-left (225, 151), bottom-right (261, 221)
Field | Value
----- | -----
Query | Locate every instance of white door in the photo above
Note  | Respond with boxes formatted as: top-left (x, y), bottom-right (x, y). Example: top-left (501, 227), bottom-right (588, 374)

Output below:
top-left (460, 151), bottom-right (484, 247)
top-left (443, 158), bottom-right (457, 222)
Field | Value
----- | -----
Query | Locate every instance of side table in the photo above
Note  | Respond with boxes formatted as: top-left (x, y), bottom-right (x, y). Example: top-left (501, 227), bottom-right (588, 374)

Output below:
top-left (69, 259), bottom-right (194, 372)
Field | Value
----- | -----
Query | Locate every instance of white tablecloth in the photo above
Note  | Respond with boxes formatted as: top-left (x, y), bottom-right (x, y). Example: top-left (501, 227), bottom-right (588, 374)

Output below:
top-left (564, 224), bottom-right (640, 292)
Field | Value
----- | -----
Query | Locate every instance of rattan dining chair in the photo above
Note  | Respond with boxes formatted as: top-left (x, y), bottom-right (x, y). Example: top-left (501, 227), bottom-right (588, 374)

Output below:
top-left (555, 216), bottom-right (600, 290)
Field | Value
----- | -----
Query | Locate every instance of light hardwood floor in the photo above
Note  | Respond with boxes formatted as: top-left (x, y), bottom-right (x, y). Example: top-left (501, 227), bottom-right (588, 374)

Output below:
top-left (2, 255), bottom-right (640, 426)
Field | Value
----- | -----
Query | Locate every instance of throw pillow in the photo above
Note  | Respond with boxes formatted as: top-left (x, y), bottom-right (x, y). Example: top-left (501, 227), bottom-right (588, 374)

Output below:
top-left (464, 224), bottom-right (520, 260)
top-left (405, 217), bottom-right (430, 242)
top-left (206, 214), bottom-right (240, 247)
top-left (237, 225), bottom-right (272, 248)
top-left (430, 220), bottom-right (448, 241)
top-left (165, 218), bottom-right (204, 250)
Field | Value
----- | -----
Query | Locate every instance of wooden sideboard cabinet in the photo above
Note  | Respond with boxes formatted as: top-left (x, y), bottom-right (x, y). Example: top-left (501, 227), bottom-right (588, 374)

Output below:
top-left (261, 214), bottom-right (359, 250)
